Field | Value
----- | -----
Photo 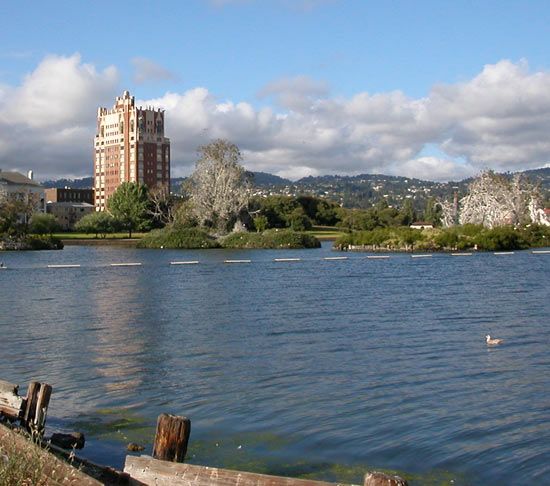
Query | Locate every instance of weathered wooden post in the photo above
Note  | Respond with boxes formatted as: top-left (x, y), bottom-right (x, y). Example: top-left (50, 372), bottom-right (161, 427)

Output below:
top-left (152, 413), bottom-right (191, 462)
top-left (364, 471), bottom-right (408, 486)
top-left (22, 381), bottom-right (52, 435)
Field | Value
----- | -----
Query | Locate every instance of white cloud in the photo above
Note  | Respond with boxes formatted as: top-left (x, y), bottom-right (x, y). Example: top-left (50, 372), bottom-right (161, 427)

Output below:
top-left (0, 53), bottom-right (118, 178)
top-left (132, 57), bottom-right (177, 84)
top-left (1, 55), bottom-right (549, 182)
top-left (388, 157), bottom-right (476, 182)
top-left (258, 75), bottom-right (329, 112)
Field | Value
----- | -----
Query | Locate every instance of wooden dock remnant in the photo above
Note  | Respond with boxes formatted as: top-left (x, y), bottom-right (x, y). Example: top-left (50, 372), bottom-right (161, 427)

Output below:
top-left (152, 413), bottom-right (191, 462)
top-left (125, 455), bottom-right (344, 486)
top-left (0, 379), bottom-right (52, 436)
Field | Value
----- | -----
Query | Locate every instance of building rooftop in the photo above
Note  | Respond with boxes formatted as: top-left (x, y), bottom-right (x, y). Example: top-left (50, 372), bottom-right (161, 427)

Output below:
top-left (0, 171), bottom-right (42, 187)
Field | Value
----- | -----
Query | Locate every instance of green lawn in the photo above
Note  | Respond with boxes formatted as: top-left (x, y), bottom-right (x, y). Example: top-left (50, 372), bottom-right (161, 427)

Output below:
top-left (53, 227), bottom-right (345, 241)
top-left (307, 226), bottom-right (346, 240)
top-left (52, 232), bottom-right (146, 240)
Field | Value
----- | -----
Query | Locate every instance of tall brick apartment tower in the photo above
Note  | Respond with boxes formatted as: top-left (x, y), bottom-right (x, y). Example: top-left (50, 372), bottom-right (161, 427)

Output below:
top-left (93, 91), bottom-right (170, 211)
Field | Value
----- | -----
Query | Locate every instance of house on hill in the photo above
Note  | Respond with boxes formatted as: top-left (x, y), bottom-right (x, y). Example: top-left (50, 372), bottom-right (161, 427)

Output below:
top-left (410, 221), bottom-right (433, 230)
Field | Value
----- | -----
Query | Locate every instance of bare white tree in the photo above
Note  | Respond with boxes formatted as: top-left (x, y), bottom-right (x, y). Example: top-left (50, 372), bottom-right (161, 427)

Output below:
top-left (147, 186), bottom-right (179, 226)
top-left (188, 139), bottom-right (250, 234)
top-left (440, 171), bottom-right (547, 228)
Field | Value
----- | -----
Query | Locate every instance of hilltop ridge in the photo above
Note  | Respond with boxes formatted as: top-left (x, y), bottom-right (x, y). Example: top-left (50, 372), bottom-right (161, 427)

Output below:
top-left (42, 167), bottom-right (550, 210)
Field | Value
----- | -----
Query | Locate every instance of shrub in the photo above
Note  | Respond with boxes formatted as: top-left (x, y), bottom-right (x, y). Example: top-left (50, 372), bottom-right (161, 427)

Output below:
top-left (221, 229), bottom-right (321, 249)
top-left (28, 236), bottom-right (64, 250)
top-left (74, 212), bottom-right (117, 238)
top-left (29, 213), bottom-right (60, 235)
top-left (137, 226), bottom-right (219, 249)
top-left (474, 227), bottom-right (528, 251)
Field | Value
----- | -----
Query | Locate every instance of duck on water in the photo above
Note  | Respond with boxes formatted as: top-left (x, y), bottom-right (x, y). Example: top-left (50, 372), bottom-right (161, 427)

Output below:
top-left (486, 335), bottom-right (504, 345)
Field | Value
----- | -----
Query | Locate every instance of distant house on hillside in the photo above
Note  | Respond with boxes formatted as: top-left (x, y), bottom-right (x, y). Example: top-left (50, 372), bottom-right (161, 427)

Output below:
top-left (410, 221), bottom-right (433, 230)
top-left (0, 169), bottom-right (45, 216)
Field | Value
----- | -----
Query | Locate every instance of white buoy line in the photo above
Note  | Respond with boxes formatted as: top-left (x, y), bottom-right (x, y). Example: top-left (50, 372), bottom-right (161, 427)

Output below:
top-left (1, 250), bottom-right (548, 271)
top-left (47, 264), bottom-right (81, 268)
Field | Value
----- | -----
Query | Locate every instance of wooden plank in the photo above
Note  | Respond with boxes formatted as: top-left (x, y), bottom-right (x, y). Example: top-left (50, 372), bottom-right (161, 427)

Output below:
top-left (0, 380), bottom-right (24, 420)
top-left (0, 380), bottom-right (19, 395)
top-left (124, 455), bottom-right (344, 486)
top-left (152, 414), bottom-right (191, 462)
top-left (0, 423), bottom-right (102, 486)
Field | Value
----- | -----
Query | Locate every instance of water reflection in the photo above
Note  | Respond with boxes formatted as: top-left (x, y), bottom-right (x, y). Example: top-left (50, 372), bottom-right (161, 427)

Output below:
top-left (0, 247), bottom-right (548, 485)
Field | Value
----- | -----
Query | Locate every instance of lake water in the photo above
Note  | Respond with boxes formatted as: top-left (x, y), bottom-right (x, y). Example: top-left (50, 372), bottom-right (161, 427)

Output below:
top-left (0, 243), bottom-right (549, 485)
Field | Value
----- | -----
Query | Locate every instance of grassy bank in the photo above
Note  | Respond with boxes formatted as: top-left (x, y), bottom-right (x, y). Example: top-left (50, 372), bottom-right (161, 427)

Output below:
top-left (52, 232), bottom-right (146, 240)
top-left (334, 224), bottom-right (550, 252)
top-left (137, 226), bottom-right (321, 249)
top-left (307, 226), bottom-right (346, 240)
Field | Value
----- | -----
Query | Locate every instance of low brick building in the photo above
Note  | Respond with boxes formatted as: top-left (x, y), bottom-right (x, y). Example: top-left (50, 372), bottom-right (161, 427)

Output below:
top-left (45, 188), bottom-right (95, 230)
top-left (46, 201), bottom-right (95, 230)
top-left (45, 188), bottom-right (94, 205)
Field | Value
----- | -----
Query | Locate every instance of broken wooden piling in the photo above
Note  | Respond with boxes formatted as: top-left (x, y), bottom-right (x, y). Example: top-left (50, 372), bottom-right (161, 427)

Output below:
top-left (152, 413), bottom-right (191, 462)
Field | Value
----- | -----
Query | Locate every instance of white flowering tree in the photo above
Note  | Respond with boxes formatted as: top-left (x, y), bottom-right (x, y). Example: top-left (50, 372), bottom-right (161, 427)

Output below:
top-left (440, 171), bottom-right (547, 228)
top-left (187, 139), bottom-right (250, 235)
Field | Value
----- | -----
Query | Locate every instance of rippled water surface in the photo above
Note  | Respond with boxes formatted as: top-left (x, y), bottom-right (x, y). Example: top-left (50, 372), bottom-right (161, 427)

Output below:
top-left (0, 244), bottom-right (549, 485)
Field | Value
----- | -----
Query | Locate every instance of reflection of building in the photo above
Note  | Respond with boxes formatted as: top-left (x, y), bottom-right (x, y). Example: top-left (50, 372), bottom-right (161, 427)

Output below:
top-left (0, 170), bottom-right (45, 214)
top-left (93, 90), bottom-right (170, 211)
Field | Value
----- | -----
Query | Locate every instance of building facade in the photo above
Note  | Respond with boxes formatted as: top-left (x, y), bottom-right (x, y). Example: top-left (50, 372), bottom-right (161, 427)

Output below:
top-left (45, 188), bottom-right (95, 230)
top-left (45, 188), bottom-right (94, 205)
top-left (0, 170), bottom-right (45, 215)
top-left (93, 91), bottom-right (170, 211)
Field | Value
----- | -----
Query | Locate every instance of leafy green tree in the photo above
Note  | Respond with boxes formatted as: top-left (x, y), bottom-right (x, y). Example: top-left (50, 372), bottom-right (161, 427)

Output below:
top-left (29, 213), bottom-right (60, 235)
top-left (173, 199), bottom-right (199, 228)
top-left (252, 215), bottom-right (268, 232)
top-left (251, 196), bottom-right (299, 229)
top-left (434, 229), bottom-right (459, 249)
top-left (74, 211), bottom-right (117, 238)
top-left (287, 207), bottom-right (312, 231)
top-left (313, 199), bottom-right (339, 226)
top-left (107, 182), bottom-right (150, 237)
top-left (423, 197), bottom-right (443, 226)
top-left (399, 228), bottom-right (424, 251)
top-left (475, 227), bottom-right (528, 251)
top-left (398, 199), bottom-right (416, 226)
top-left (0, 198), bottom-right (25, 236)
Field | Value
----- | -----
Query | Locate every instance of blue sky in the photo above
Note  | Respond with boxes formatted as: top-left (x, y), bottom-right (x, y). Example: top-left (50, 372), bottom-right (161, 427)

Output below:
top-left (1, 0), bottom-right (550, 180)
